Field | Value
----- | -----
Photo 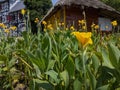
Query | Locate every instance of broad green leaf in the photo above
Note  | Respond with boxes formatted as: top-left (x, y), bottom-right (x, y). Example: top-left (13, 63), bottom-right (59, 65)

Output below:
top-left (95, 52), bottom-right (103, 62)
top-left (65, 56), bottom-right (75, 77)
top-left (116, 87), bottom-right (120, 90)
top-left (0, 61), bottom-right (4, 64)
top-left (22, 31), bottom-right (29, 46)
top-left (33, 64), bottom-right (41, 79)
top-left (91, 54), bottom-right (100, 74)
top-left (108, 43), bottom-right (120, 68)
top-left (96, 85), bottom-right (109, 90)
top-left (60, 70), bottom-right (69, 88)
top-left (0, 55), bottom-right (7, 61)
top-left (75, 57), bottom-right (82, 71)
top-left (33, 79), bottom-right (53, 90)
top-left (96, 66), bottom-right (114, 88)
top-left (47, 35), bottom-right (52, 59)
top-left (52, 51), bottom-right (59, 62)
top-left (47, 60), bottom-right (56, 71)
top-left (3, 67), bottom-right (8, 71)
top-left (45, 70), bottom-right (59, 84)
top-left (87, 66), bottom-right (97, 90)
top-left (61, 54), bottom-right (68, 62)
top-left (27, 51), bottom-right (46, 71)
top-left (101, 47), bottom-right (114, 68)
top-left (8, 57), bottom-right (16, 68)
top-left (73, 78), bottom-right (82, 90)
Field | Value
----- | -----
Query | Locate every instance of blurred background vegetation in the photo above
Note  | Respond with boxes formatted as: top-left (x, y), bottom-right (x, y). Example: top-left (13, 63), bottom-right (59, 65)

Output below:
top-left (101, 0), bottom-right (120, 11)
top-left (24, 0), bottom-right (52, 34)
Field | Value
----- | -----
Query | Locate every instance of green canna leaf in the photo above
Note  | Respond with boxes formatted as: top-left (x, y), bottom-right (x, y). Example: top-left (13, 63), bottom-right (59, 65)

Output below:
top-left (33, 79), bottom-right (53, 90)
top-left (108, 43), bottom-right (120, 69)
top-left (65, 55), bottom-right (75, 77)
top-left (0, 55), bottom-right (7, 61)
top-left (91, 54), bottom-right (100, 74)
top-left (96, 85), bottom-right (109, 90)
top-left (73, 78), bottom-right (82, 90)
top-left (60, 70), bottom-right (69, 88)
top-left (45, 70), bottom-right (60, 84)
top-left (87, 66), bottom-right (97, 90)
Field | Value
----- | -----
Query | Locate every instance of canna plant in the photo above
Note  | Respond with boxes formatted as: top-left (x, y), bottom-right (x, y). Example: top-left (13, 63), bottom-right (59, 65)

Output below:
top-left (0, 26), bottom-right (120, 90)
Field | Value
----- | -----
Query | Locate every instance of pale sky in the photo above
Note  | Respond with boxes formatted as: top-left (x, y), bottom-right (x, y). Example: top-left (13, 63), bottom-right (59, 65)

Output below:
top-left (52, 0), bottom-right (58, 5)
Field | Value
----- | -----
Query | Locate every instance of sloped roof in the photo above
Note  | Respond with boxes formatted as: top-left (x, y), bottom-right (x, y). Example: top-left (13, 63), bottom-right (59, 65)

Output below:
top-left (55, 0), bottom-right (116, 11)
top-left (9, 1), bottom-right (25, 13)
top-left (42, 0), bottom-right (120, 21)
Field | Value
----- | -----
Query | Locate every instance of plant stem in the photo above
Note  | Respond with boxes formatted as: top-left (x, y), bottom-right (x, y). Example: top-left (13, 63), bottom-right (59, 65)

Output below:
top-left (82, 48), bottom-right (87, 90)
top-left (13, 53), bottom-right (33, 70)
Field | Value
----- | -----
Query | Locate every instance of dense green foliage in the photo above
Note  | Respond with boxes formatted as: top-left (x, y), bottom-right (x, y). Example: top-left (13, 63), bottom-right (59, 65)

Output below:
top-left (24, 0), bottom-right (52, 20)
top-left (101, 0), bottom-right (120, 11)
top-left (24, 0), bottom-right (52, 33)
top-left (0, 30), bottom-right (120, 90)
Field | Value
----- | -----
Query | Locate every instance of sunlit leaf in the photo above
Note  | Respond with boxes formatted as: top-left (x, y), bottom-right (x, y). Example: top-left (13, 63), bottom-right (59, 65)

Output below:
top-left (108, 43), bottom-right (120, 69)
top-left (96, 84), bottom-right (109, 90)
top-left (73, 78), bottom-right (82, 90)
top-left (60, 70), bottom-right (69, 88)
top-left (87, 66), bottom-right (97, 90)
top-left (45, 70), bottom-right (60, 84)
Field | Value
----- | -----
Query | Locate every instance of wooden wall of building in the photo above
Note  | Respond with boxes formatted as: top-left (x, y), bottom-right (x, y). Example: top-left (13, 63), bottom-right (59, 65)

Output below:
top-left (45, 6), bottom-right (99, 31)
top-left (66, 6), bottom-right (98, 31)
top-left (86, 7), bottom-right (98, 31)
top-left (45, 8), bottom-right (64, 30)
top-left (66, 6), bottom-right (84, 30)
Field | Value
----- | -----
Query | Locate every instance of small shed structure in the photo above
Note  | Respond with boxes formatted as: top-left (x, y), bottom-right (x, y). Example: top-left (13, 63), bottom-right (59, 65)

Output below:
top-left (42, 0), bottom-right (120, 32)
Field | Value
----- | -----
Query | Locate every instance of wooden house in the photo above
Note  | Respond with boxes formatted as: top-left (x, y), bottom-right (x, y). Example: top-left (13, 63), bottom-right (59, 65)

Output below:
top-left (42, 0), bottom-right (120, 32)
top-left (0, 0), bottom-right (25, 36)
top-left (9, 0), bottom-right (25, 35)
top-left (0, 0), bottom-right (9, 26)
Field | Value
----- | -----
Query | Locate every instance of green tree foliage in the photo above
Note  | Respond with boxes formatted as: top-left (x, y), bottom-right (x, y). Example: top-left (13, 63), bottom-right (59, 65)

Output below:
top-left (24, 0), bottom-right (52, 33)
top-left (24, 0), bottom-right (52, 20)
top-left (101, 0), bottom-right (120, 11)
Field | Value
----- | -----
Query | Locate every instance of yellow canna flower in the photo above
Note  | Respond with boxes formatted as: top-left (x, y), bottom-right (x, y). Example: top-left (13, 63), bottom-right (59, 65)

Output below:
top-left (42, 21), bottom-right (47, 25)
top-left (78, 20), bottom-right (86, 25)
top-left (81, 20), bottom-right (86, 24)
top-left (82, 26), bottom-right (86, 30)
top-left (4, 29), bottom-right (10, 33)
top-left (61, 22), bottom-right (64, 26)
top-left (72, 32), bottom-right (93, 48)
top-left (0, 23), bottom-right (7, 29)
top-left (58, 22), bottom-right (64, 26)
top-left (111, 20), bottom-right (118, 26)
top-left (0, 23), bottom-right (4, 27)
top-left (70, 26), bottom-right (75, 30)
top-left (78, 20), bottom-right (82, 24)
top-left (94, 25), bottom-right (99, 29)
top-left (9, 26), bottom-right (17, 31)
top-left (34, 18), bottom-right (39, 23)
top-left (47, 24), bottom-right (53, 30)
top-left (21, 9), bottom-right (26, 15)
top-left (91, 23), bottom-right (96, 28)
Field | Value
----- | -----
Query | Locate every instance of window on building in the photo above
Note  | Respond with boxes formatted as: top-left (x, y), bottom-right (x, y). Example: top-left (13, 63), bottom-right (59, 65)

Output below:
top-left (98, 17), bottom-right (112, 31)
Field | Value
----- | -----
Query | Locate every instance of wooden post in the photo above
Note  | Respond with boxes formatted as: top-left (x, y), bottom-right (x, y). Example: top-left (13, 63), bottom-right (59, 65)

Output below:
top-left (82, 6), bottom-right (87, 32)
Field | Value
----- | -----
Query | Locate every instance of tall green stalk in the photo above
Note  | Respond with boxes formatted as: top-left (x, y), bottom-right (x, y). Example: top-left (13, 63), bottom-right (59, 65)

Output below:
top-left (82, 47), bottom-right (87, 90)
